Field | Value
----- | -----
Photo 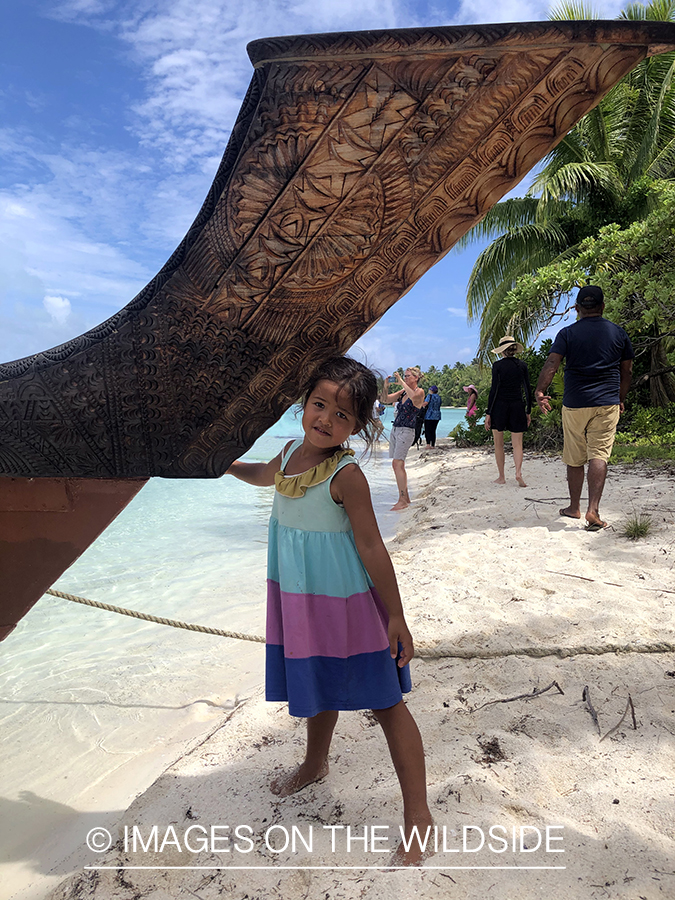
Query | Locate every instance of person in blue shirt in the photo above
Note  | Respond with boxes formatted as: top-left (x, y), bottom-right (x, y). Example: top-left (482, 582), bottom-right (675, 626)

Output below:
top-left (423, 385), bottom-right (442, 447)
top-left (534, 285), bottom-right (634, 530)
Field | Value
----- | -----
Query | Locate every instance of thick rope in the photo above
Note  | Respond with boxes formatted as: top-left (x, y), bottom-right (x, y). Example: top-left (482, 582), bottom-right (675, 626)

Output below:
top-left (415, 641), bottom-right (675, 660)
top-left (46, 588), bottom-right (675, 659)
top-left (45, 588), bottom-right (265, 643)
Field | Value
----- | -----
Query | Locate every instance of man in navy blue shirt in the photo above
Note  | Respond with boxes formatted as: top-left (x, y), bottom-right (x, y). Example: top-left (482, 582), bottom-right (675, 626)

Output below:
top-left (534, 286), bottom-right (634, 530)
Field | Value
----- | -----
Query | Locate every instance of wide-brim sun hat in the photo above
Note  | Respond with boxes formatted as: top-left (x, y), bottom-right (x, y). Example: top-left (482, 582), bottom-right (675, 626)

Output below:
top-left (463, 384), bottom-right (477, 393)
top-left (493, 335), bottom-right (524, 355)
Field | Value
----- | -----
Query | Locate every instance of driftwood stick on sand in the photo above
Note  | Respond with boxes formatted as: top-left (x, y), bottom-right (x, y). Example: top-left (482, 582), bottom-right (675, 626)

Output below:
top-left (600, 695), bottom-right (637, 742)
top-left (472, 680), bottom-right (565, 712)
top-left (583, 685), bottom-right (602, 736)
top-left (545, 570), bottom-right (675, 595)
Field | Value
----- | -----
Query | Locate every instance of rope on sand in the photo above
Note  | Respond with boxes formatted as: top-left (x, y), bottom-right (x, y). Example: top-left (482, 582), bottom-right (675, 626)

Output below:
top-left (45, 588), bottom-right (265, 643)
top-left (415, 641), bottom-right (675, 660)
top-left (47, 588), bottom-right (675, 659)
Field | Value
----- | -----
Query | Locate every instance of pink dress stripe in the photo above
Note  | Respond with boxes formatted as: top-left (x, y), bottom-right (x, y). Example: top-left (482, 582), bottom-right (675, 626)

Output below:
top-left (266, 579), bottom-right (390, 660)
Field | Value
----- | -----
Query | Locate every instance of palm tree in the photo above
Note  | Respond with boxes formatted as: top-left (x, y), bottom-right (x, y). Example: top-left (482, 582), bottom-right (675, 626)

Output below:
top-left (461, 0), bottom-right (675, 359)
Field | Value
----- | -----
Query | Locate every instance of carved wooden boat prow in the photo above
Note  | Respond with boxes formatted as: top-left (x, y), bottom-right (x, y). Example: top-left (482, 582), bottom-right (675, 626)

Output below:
top-left (2, 20), bottom-right (674, 640)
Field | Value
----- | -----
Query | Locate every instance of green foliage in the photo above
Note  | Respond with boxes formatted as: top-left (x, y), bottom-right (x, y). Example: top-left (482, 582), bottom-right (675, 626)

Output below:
top-left (449, 395), bottom-right (493, 447)
top-left (611, 442), bottom-right (675, 461)
top-left (418, 361), bottom-right (492, 407)
top-left (459, 0), bottom-right (675, 360)
top-left (611, 401), bottom-right (675, 460)
top-left (621, 512), bottom-right (653, 539)
top-left (501, 183), bottom-right (675, 406)
top-left (523, 406), bottom-right (565, 452)
top-left (615, 402), bottom-right (675, 442)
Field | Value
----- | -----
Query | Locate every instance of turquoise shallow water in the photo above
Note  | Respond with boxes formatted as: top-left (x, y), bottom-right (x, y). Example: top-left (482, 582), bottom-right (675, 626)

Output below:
top-left (0, 406), bottom-right (466, 894)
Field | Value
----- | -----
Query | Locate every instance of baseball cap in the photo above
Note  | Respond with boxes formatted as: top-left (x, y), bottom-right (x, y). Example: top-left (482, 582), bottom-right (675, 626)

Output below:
top-left (576, 285), bottom-right (604, 309)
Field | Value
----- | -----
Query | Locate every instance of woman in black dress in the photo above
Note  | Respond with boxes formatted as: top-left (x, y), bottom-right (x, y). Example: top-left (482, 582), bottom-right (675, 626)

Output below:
top-left (485, 335), bottom-right (531, 487)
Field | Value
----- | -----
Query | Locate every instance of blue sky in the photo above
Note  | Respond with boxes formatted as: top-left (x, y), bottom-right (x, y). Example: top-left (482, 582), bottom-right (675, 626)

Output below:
top-left (0, 0), bottom-right (624, 375)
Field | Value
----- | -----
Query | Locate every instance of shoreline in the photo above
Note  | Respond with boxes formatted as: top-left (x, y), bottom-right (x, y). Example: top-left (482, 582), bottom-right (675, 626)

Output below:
top-left (0, 438), bottom-right (413, 900)
top-left (12, 443), bottom-right (675, 899)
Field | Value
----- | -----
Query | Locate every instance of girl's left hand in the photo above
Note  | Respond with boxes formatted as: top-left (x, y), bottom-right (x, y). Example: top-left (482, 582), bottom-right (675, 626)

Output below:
top-left (388, 615), bottom-right (414, 667)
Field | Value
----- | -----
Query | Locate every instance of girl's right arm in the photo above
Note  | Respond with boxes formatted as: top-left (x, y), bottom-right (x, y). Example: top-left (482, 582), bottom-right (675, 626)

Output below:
top-left (226, 450), bottom-right (283, 487)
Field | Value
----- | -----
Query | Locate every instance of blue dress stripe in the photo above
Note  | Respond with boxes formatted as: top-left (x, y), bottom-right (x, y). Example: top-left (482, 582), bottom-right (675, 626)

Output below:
top-left (266, 644), bottom-right (411, 719)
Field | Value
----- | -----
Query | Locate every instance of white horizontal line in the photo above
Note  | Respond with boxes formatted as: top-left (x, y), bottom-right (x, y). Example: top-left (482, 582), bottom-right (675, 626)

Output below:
top-left (84, 865), bottom-right (566, 871)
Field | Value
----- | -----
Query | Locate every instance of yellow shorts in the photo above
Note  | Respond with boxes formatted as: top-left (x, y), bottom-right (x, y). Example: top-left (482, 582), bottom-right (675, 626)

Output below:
top-left (562, 405), bottom-right (621, 467)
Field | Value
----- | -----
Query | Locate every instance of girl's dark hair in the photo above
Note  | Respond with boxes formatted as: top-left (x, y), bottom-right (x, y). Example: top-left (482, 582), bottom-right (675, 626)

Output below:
top-left (302, 356), bottom-right (379, 449)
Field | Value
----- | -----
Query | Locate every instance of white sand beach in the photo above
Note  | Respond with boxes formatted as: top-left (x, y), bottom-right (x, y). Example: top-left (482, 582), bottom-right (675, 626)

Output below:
top-left (29, 444), bottom-right (675, 898)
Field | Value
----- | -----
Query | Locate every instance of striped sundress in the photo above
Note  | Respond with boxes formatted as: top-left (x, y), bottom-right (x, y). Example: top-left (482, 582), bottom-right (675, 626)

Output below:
top-left (265, 439), bottom-right (411, 718)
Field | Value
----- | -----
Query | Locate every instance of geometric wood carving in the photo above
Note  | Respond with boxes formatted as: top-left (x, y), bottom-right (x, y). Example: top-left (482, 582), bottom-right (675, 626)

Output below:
top-left (1, 21), bottom-right (673, 479)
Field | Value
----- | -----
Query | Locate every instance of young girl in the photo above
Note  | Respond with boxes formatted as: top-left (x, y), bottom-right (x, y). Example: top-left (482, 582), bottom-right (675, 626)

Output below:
top-left (227, 357), bottom-right (432, 864)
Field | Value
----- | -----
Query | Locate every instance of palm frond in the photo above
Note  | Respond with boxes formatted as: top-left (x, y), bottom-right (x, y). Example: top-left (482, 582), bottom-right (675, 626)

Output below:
top-left (477, 287), bottom-right (568, 359)
top-left (538, 161), bottom-right (622, 204)
top-left (465, 1), bottom-right (675, 357)
top-left (582, 105), bottom-right (611, 162)
top-left (620, 0), bottom-right (675, 21)
top-left (629, 56), bottom-right (675, 180)
top-left (648, 136), bottom-right (675, 177)
top-left (549, 1), bottom-right (601, 18)
top-left (466, 223), bottom-right (569, 322)
top-left (455, 197), bottom-right (540, 247)
top-left (530, 131), bottom-right (588, 189)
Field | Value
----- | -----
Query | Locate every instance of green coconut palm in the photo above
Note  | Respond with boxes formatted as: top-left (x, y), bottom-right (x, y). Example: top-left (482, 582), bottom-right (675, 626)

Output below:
top-left (461, 0), bottom-right (675, 359)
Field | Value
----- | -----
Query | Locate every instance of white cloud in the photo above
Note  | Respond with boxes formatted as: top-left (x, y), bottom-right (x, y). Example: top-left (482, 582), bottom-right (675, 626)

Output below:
top-left (447, 306), bottom-right (468, 317)
top-left (50, 0), bottom-right (116, 17)
top-left (351, 327), bottom-right (399, 377)
top-left (452, 0), bottom-right (626, 25)
top-left (287, 0), bottom-right (400, 28)
top-left (43, 294), bottom-right (72, 324)
top-left (454, 344), bottom-right (474, 360)
top-left (0, 167), bottom-right (154, 361)
top-left (49, 0), bottom-right (408, 170)
top-left (452, 0), bottom-right (546, 23)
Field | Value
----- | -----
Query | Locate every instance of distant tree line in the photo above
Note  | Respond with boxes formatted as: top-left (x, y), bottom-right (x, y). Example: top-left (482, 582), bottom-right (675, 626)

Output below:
top-left (416, 361), bottom-right (491, 407)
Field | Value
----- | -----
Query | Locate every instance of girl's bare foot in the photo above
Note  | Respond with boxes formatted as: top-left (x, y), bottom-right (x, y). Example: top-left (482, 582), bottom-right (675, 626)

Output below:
top-left (493, 476), bottom-right (506, 484)
top-left (516, 475), bottom-right (527, 487)
top-left (270, 760), bottom-right (329, 797)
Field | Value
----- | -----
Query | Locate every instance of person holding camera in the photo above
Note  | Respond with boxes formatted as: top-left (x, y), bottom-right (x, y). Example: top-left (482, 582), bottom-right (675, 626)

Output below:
top-left (381, 367), bottom-right (425, 510)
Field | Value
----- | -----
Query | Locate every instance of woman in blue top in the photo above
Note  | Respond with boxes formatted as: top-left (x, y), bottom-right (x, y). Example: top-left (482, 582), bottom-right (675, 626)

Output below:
top-left (423, 385), bottom-right (442, 447)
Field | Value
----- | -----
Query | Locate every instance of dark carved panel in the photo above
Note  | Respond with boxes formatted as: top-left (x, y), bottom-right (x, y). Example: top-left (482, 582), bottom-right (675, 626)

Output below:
top-left (2, 21), bottom-right (674, 478)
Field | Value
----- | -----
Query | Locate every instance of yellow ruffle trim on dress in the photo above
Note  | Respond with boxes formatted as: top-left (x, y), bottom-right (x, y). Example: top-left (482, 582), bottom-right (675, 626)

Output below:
top-left (274, 448), bottom-right (355, 499)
